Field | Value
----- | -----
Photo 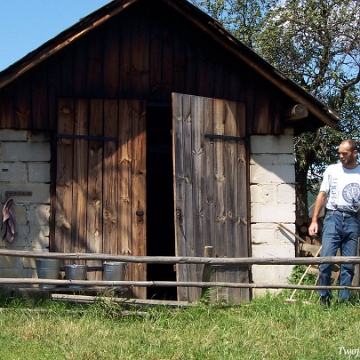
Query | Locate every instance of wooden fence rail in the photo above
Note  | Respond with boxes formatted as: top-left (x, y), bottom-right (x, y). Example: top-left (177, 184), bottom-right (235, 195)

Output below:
top-left (0, 249), bottom-right (359, 265)
top-left (0, 278), bottom-right (360, 292)
top-left (0, 249), bottom-right (359, 292)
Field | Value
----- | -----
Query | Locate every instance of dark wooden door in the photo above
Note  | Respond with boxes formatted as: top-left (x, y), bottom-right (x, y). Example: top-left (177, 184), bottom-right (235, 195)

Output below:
top-left (55, 98), bottom-right (146, 298)
top-left (172, 93), bottom-right (250, 303)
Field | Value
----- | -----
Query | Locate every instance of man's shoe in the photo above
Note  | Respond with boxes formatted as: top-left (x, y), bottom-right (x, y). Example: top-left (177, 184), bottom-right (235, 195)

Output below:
top-left (320, 296), bottom-right (330, 308)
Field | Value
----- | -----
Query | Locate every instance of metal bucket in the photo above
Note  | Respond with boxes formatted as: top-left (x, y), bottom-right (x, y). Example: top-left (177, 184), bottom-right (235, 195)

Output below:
top-left (35, 259), bottom-right (61, 289)
top-left (103, 261), bottom-right (126, 282)
top-left (64, 264), bottom-right (87, 288)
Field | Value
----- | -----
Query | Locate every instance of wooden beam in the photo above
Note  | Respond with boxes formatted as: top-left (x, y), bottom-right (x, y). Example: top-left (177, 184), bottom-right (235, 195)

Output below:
top-left (51, 294), bottom-right (193, 308)
top-left (0, 249), bottom-right (355, 265)
top-left (1, 278), bottom-right (359, 291)
top-left (283, 104), bottom-right (308, 122)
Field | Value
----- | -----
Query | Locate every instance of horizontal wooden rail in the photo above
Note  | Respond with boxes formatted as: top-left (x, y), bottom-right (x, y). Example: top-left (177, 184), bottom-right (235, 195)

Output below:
top-left (1, 278), bottom-right (360, 291)
top-left (0, 249), bottom-right (358, 265)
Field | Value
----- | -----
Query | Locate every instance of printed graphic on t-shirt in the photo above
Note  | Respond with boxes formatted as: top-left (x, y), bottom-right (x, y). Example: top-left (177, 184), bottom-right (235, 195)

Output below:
top-left (342, 182), bottom-right (360, 204)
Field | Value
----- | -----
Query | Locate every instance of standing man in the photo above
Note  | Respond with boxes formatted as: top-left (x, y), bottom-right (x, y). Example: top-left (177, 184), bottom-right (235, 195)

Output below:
top-left (309, 139), bottom-right (360, 306)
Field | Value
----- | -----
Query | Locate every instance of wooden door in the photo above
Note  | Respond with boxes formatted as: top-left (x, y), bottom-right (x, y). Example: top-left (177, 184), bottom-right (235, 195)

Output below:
top-left (55, 98), bottom-right (146, 298)
top-left (172, 93), bottom-right (249, 303)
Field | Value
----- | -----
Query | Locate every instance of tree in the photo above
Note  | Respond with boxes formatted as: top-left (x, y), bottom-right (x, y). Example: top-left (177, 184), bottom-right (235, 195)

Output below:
top-left (190, 0), bottom-right (360, 215)
top-left (189, 0), bottom-right (277, 48)
top-left (256, 0), bottom-right (360, 215)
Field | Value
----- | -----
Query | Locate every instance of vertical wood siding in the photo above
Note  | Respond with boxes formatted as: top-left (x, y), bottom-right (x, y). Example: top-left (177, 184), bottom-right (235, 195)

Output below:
top-left (55, 98), bottom-right (146, 298)
top-left (173, 93), bottom-right (249, 303)
top-left (0, 5), bottom-right (285, 135)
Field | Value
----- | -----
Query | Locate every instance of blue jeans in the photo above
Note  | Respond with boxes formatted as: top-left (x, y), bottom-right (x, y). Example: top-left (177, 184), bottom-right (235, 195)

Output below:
top-left (318, 210), bottom-right (359, 301)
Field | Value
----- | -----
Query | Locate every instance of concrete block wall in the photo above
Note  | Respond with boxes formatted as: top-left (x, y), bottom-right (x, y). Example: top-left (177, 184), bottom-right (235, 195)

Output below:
top-left (250, 132), bottom-right (296, 296)
top-left (0, 130), bottom-right (51, 280)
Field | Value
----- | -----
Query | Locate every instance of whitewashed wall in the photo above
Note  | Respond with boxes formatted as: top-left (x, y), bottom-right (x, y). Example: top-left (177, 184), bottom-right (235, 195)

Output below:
top-left (0, 130), bottom-right (50, 280)
top-left (250, 130), bottom-right (296, 296)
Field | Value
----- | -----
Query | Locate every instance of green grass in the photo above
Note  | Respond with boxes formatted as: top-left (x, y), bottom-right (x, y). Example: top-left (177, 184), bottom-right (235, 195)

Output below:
top-left (1, 287), bottom-right (360, 360)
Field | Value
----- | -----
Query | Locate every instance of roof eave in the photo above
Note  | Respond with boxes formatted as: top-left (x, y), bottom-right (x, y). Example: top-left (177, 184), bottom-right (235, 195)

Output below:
top-left (0, 0), bottom-right (137, 91)
top-left (164, 0), bottom-right (340, 129)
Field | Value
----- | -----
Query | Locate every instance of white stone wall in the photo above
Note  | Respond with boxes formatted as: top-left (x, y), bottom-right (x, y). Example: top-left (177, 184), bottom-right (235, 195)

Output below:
top-left (250, 131), bottom-right (296, 296)
top-left (0, 130), bottom-right (51, 280)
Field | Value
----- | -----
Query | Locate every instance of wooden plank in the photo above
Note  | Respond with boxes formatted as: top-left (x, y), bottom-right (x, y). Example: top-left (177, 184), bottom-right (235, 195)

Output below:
top-left (213, 59), bottom-right (227, 100)
top-left (0, 97), bottom-right (14, 128)
top-left (229, 67), bottom-right (241, 101)
top-left (161, 26), bottom-right (173, 99)
top-left (212, 99), bottom-right (227, 302)
top-left (300, 243), bottom-right (321, 253)
top-left (183, 94), bottom-right (195, 301)
top-left (242, 87), bottom-right (256, 136)
top-left (60, 50), bottom-right (74, 95)
top-left (234, 101), bottom-right (249, 301)
top-left (31, 67), bottom-right (48, 130)
top-left (204, 99), bottom-right (215, 253)
top-left (119, 21), bottom-right (132, 96)
top-left (0, 249), bottom-right (352, 266)
top-left (172, 93), bottom-right (188, 301)
top-left (52, 294), bottom-right (193, 308)
top-left (73, 39), bottom-right (88, 97)
top-left (149, 21), bottom-right (163, 99)
top-left (190, 95), bottom-right (205, 301)
top-left (118, 99), bottom-right (147, 299)
top-left (173, 30), bottom-right (185, 94)
top-left (103, 31), bottom-right (120, 97)
top-left (224, 100), bottom-right (240, 302)
top-left (254, 90), bottom-right (271, 134)
top-left (130, 100), bottom-right (147, 299)
top-left (237, 138), bottom-right (250, 302)
top-left (131, 15), bottom-right (149, 97)
top-left (103, 99), bottom-right (119, 255)
top-left (184, 41), bottom-right (197, 96)
top-left (47, 59), bottom-right (62, 131)
top-left (87, 99), bottom-right (104, 280)
top-left (14, 79), bottom-right (31, 129)
top-left (87, 33), bottom-right (104, 96)
top-left (55, 98), bottom-right (75, 254)
top-left (71, 99), bottom-right (89, 266)
top-left (118, 101), bottom-right (133, 271)
top-left (197, 52), bottom-right (213, 98)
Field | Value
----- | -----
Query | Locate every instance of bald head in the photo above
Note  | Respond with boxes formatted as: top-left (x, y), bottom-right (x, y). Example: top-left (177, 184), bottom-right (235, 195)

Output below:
top-left (338, 139), bottom-right (358, 169)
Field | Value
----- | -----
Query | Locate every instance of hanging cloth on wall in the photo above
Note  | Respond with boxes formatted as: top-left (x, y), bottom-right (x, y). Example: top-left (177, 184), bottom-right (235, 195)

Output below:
top-left (2, 198), bottom-right (16, 244)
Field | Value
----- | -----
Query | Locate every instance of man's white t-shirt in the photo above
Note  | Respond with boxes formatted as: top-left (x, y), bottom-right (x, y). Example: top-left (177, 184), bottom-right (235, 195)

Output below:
top-left (320, 163), bottom-right (360, 212)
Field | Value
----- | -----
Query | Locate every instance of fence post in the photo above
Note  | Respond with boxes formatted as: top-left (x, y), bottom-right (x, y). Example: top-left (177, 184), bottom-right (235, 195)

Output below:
top-left (201, 246), bottom-right (213, 301)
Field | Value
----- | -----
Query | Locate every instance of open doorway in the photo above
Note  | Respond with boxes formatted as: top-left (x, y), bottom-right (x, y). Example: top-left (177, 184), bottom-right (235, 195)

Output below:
top-left (146, 105), bottom-right (177, 299)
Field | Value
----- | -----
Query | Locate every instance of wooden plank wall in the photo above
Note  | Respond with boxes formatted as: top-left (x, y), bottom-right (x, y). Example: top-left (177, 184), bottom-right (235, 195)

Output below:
top-left (55, 98), bottom-right (146, 298)
top-left (173, 93), bottom-right (249, 303)
top-left (0, 4), bottom-right (284, 136)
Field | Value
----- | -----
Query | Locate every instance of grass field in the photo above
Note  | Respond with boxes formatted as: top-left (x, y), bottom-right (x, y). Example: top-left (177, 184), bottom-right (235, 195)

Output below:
top-left (0, 284), bottom-right (360, 360)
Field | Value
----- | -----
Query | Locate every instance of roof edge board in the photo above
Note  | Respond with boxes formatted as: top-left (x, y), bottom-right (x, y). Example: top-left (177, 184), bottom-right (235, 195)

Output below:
top-left (0, 0), bottom-right (137, 91)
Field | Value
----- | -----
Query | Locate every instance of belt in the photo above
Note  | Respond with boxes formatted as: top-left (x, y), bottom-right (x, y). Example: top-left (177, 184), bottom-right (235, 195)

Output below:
top-left (329, 209), bottom-right (358, 216)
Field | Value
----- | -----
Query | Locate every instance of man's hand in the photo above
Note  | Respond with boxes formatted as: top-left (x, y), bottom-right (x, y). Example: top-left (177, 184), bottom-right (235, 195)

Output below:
top-left (308, 220), bottom-right (319, 237)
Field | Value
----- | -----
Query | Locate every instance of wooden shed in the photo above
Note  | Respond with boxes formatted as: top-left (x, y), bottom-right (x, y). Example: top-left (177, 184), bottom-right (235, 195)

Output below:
top-left (0, 0), bottom-right (339, 303)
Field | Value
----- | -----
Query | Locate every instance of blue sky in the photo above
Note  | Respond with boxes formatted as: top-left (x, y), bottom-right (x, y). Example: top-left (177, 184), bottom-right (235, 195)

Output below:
top-left (0, 0), bottom-right (111, 71)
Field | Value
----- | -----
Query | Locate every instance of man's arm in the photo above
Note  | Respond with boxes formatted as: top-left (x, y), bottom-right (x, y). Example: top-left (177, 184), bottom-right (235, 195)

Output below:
top-left (308, 191), bottom-right (327, 237)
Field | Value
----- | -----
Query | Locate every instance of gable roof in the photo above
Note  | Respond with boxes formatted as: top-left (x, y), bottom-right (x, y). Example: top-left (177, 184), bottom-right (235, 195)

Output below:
top-left (0, 0), bottom-right (340, 128)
